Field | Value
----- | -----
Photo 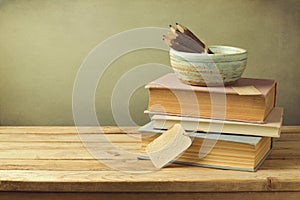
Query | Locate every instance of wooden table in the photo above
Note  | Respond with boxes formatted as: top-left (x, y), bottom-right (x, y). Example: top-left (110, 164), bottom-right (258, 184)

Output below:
top-left (0, 126), bottom-right (299, 200)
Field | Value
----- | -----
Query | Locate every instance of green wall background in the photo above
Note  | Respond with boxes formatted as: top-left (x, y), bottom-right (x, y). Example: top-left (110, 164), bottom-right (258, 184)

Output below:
top-left (0, 0), bottom-right (299, 125)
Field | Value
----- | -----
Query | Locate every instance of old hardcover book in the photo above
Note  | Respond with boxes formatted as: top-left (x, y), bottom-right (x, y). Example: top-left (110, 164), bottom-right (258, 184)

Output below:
top-left (146, 73), bottom-right (277, 123)
top-left (138, 122), bottom-right (273, 171)
top-left (151, 107), bottom-right (283, 137)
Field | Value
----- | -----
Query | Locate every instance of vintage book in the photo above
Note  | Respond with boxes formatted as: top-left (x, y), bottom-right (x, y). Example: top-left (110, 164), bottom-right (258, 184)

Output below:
top-left (151, 107), bottom-right (283, 138)
top-left (138, 122), bottom-right (273, 172)
top-left (146, 73), bottom-right (277, 123)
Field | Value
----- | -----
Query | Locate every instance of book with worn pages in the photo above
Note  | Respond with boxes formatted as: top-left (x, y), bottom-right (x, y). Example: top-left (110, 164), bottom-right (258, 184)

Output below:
top-left (146, 73), bottom-right (277, 123)
top-left (138, 122), bottom-right (273, 172)
top-left (151, 107), bottom-right (283, 138)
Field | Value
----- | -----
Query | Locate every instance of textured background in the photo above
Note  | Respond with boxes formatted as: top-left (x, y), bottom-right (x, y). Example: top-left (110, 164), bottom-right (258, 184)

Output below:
top-left (0, 0), bottom-right (299, 125)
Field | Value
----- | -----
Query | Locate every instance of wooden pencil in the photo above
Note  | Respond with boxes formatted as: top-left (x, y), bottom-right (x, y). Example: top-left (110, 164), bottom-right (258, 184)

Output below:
top-left (175, 23), bottom-right (214, 54)
top-left (163, 35), bottom-right (200, 53)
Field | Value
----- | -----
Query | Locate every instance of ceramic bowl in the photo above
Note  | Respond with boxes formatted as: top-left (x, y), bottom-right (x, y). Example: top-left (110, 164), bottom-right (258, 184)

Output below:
top-left (169, 46), bottom-right (247, 86)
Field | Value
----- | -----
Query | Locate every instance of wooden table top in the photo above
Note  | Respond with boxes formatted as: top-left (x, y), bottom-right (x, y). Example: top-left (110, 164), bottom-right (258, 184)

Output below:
top-left (0, 126), bottom-right (299, 194)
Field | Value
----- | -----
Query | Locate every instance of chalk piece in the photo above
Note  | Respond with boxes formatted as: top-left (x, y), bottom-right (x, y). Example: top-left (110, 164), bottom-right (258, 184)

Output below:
top-left (232, 85), bottom-right (262, 95)
top-left (146, 124), bottom-right (192, 168)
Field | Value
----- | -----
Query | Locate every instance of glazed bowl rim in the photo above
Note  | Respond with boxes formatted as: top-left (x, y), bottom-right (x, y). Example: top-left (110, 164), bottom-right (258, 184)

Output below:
top-left (170, 45), bottom-right (247, 58)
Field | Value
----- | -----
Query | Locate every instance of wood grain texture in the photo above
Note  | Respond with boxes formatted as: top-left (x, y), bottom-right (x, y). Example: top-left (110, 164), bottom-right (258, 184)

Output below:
top-left (0, 126), bottom-right (299, 194)
top-left (0, 191), bottom-right (300, 200)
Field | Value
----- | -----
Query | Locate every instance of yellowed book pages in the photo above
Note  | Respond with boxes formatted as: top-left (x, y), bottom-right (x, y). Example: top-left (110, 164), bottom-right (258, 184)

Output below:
top-left (152, 107), bottom-right (283, 137)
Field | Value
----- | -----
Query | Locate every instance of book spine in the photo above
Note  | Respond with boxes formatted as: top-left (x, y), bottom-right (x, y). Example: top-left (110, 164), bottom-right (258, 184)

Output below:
top-left (274, 82), bottom-right (277, 107)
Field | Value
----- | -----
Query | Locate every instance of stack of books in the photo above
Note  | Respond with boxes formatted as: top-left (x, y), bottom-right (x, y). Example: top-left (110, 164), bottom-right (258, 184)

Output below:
top-left (139, 73), bottom-right (283, 171)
